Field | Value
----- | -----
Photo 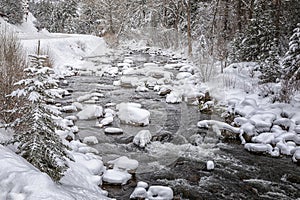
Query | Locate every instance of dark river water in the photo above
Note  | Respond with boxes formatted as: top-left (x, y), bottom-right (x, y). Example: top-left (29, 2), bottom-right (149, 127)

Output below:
top-left (62, 51), bottom-right (300, 200)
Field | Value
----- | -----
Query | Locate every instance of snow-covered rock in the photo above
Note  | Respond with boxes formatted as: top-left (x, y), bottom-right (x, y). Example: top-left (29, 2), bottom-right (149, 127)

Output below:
top-left (130, 187), bottom-right (147, 199)
top-left (117, 103), bottom-right (150, 126)
top-left (166, 91), bottom-right (182, 104)
top-left (61, 105), bottom-right (77, 113)
top-left (244, 143), bottom-right (273, 154)
top-left (147, 186), bottom-right (174, 200)
top-left (102, 169), bottom-right (132, 185)
top-left (107, 156), bottom-right (139, 173)
top-left (206, 160), bottom-right (215, 170)
top-left (133, 130), bottom-right (152, 148)
top-left (77, 93), bottom-right (104, 103)
top-left (104, 127), bottom-right (124, 134)
top-left (291, 148), bottom-right (300, 163)
top-left (76, 105), bottom-right (103, 120)
top-left (83, 136), bottom-right (99, 145)
top-left (99, 116), bottom-right (114, 126)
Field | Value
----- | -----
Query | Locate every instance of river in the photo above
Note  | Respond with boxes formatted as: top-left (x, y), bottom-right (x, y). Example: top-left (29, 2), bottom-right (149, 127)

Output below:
top-left (62, 50), bottom-right (300, 200)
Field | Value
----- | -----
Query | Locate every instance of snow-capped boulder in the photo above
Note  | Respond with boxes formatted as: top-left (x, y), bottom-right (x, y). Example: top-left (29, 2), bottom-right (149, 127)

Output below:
top-left (166, 91), bottom-right (182, 104)
top-left (130, 187), bottom-right (147, 199)
top-left (104, 127), bottom-right (124, 134)
top-left (76, 93), bottom-right (104, 103)
top-left (102, 169), bottom-right (132, 185)
top-left (99, 116), bottom-right (114, 126)
top-left (133, 130), bottom-right (152, 148)
top-left (206, 160), bottom-right (215, 171)
top-left (147, 186), bottom-right (174, 200)
top-left (291, 148), bottom-right (300, 163)
top-left (252, 132), bottom-right (275, 144)
top-left (61, 105), bottom-right (77, 113)
top-left (76, 105), bottom-right (103, 120)
top-left (107, 156), bottom-right (139, 173)
top-left (244, 143), bottom-right (273, 154)
top-left (83, 136), bottom-right (98, 145)
top-left (117, 103), bottom-right (150, 126)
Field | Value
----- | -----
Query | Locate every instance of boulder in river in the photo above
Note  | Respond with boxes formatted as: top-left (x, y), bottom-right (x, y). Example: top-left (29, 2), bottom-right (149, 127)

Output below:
top-left (104, 127), bottom-right (124, 134)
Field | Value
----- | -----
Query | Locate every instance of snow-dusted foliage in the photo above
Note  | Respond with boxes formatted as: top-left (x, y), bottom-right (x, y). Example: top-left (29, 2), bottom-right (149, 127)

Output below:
top-left (0, 0), bottom-right (24, 24)
top-left (282, 23), bottom-right (300, 89)
top-left (9, 54), bottom-right (70, 182)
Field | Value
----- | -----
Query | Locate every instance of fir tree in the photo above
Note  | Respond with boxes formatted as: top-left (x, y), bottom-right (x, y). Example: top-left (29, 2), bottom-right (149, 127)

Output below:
top-left (10, 54), bottom-right (70, 182)
top-left (282, 23), bottom-right (300, 85)
top-left (259, 39), bottom-right (282, 84)
top-left (0, 0), bottom-right (24, 24)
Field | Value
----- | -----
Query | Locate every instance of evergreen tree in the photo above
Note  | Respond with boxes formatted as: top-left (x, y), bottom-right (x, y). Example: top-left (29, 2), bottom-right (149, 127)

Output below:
top-left (0, 0), bottom-right (24, 24)
top-left (259, 39), bottom-right (282, 83)
top-left (282, 23), bottom-right (300, 85)
top-left (30, 0), bottom-right (55, 31)
top-left (10, 54), bottom-right (70, 182)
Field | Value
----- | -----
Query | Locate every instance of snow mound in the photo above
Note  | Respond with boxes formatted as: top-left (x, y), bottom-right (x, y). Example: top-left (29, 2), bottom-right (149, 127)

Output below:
top-left (117, 103), bottom-right (150, 126)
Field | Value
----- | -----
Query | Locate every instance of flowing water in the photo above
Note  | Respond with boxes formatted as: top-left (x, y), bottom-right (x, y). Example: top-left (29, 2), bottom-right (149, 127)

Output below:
top-left (63, 50), bottom-right (300, 200)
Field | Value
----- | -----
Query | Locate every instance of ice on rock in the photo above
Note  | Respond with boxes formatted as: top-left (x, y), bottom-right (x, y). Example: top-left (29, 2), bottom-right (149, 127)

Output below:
top-left (234, 117), bottom-right (249, 126)
top-left (179, 64), bottom-right (195, 73)
top-left (166, 91), bottom-right (182, 104)
top-left (206, 160), bottom-right (215, 170)
top-left (133, 130), bottom-right (152, 148)
top-left (76, 105), bottom-right (103, 120)
top-left (143, 62), bottom-right (158, 68)
top-left (104, 127), bottom-right (124, 134)
top-left (130, 187), bottom-right (147, 199)
top-left (147, 186), bottom-right (174, 200)
top-left (102, 169), bottom-right (132, 185)
top-left (117, 103), bottom-right (150, 126)
top-left (107, 156), bottom-right (139, 173)
top-left (83, 136), bottom-right (98, 145)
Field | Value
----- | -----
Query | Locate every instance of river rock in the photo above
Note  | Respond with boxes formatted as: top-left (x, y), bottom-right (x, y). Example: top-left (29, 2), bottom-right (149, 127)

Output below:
top-left (117, 103), bottom-right (150, 126)
top-left (104, 127), bottom-right (124, 134)
top-left (102, 169), bottom-right (132, 185)
top-left (133, 130), bottom-right (152, 148)
top-left (76, 105), bottom-right (103, 120)
top-left (107, 156), bottom-right (139, 173)
top-left (151, 131), bottom-right (173, 143)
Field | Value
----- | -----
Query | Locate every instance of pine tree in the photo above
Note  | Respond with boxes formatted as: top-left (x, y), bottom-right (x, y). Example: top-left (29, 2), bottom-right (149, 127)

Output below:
top-left (10, 54), bottom-right (70, 182)
top-left (259, 39), bottom-right (282, 83)
top-left (0, 0), bottom-right (24, 24)
top-left (282, 23), bottom-right (300, 85)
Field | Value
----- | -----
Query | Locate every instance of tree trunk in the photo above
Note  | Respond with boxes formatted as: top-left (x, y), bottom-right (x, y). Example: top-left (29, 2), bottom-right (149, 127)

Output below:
top-left (236, 0), bottom-right (242, 32)
top-left (187, 0), bottom-right (192, 56)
